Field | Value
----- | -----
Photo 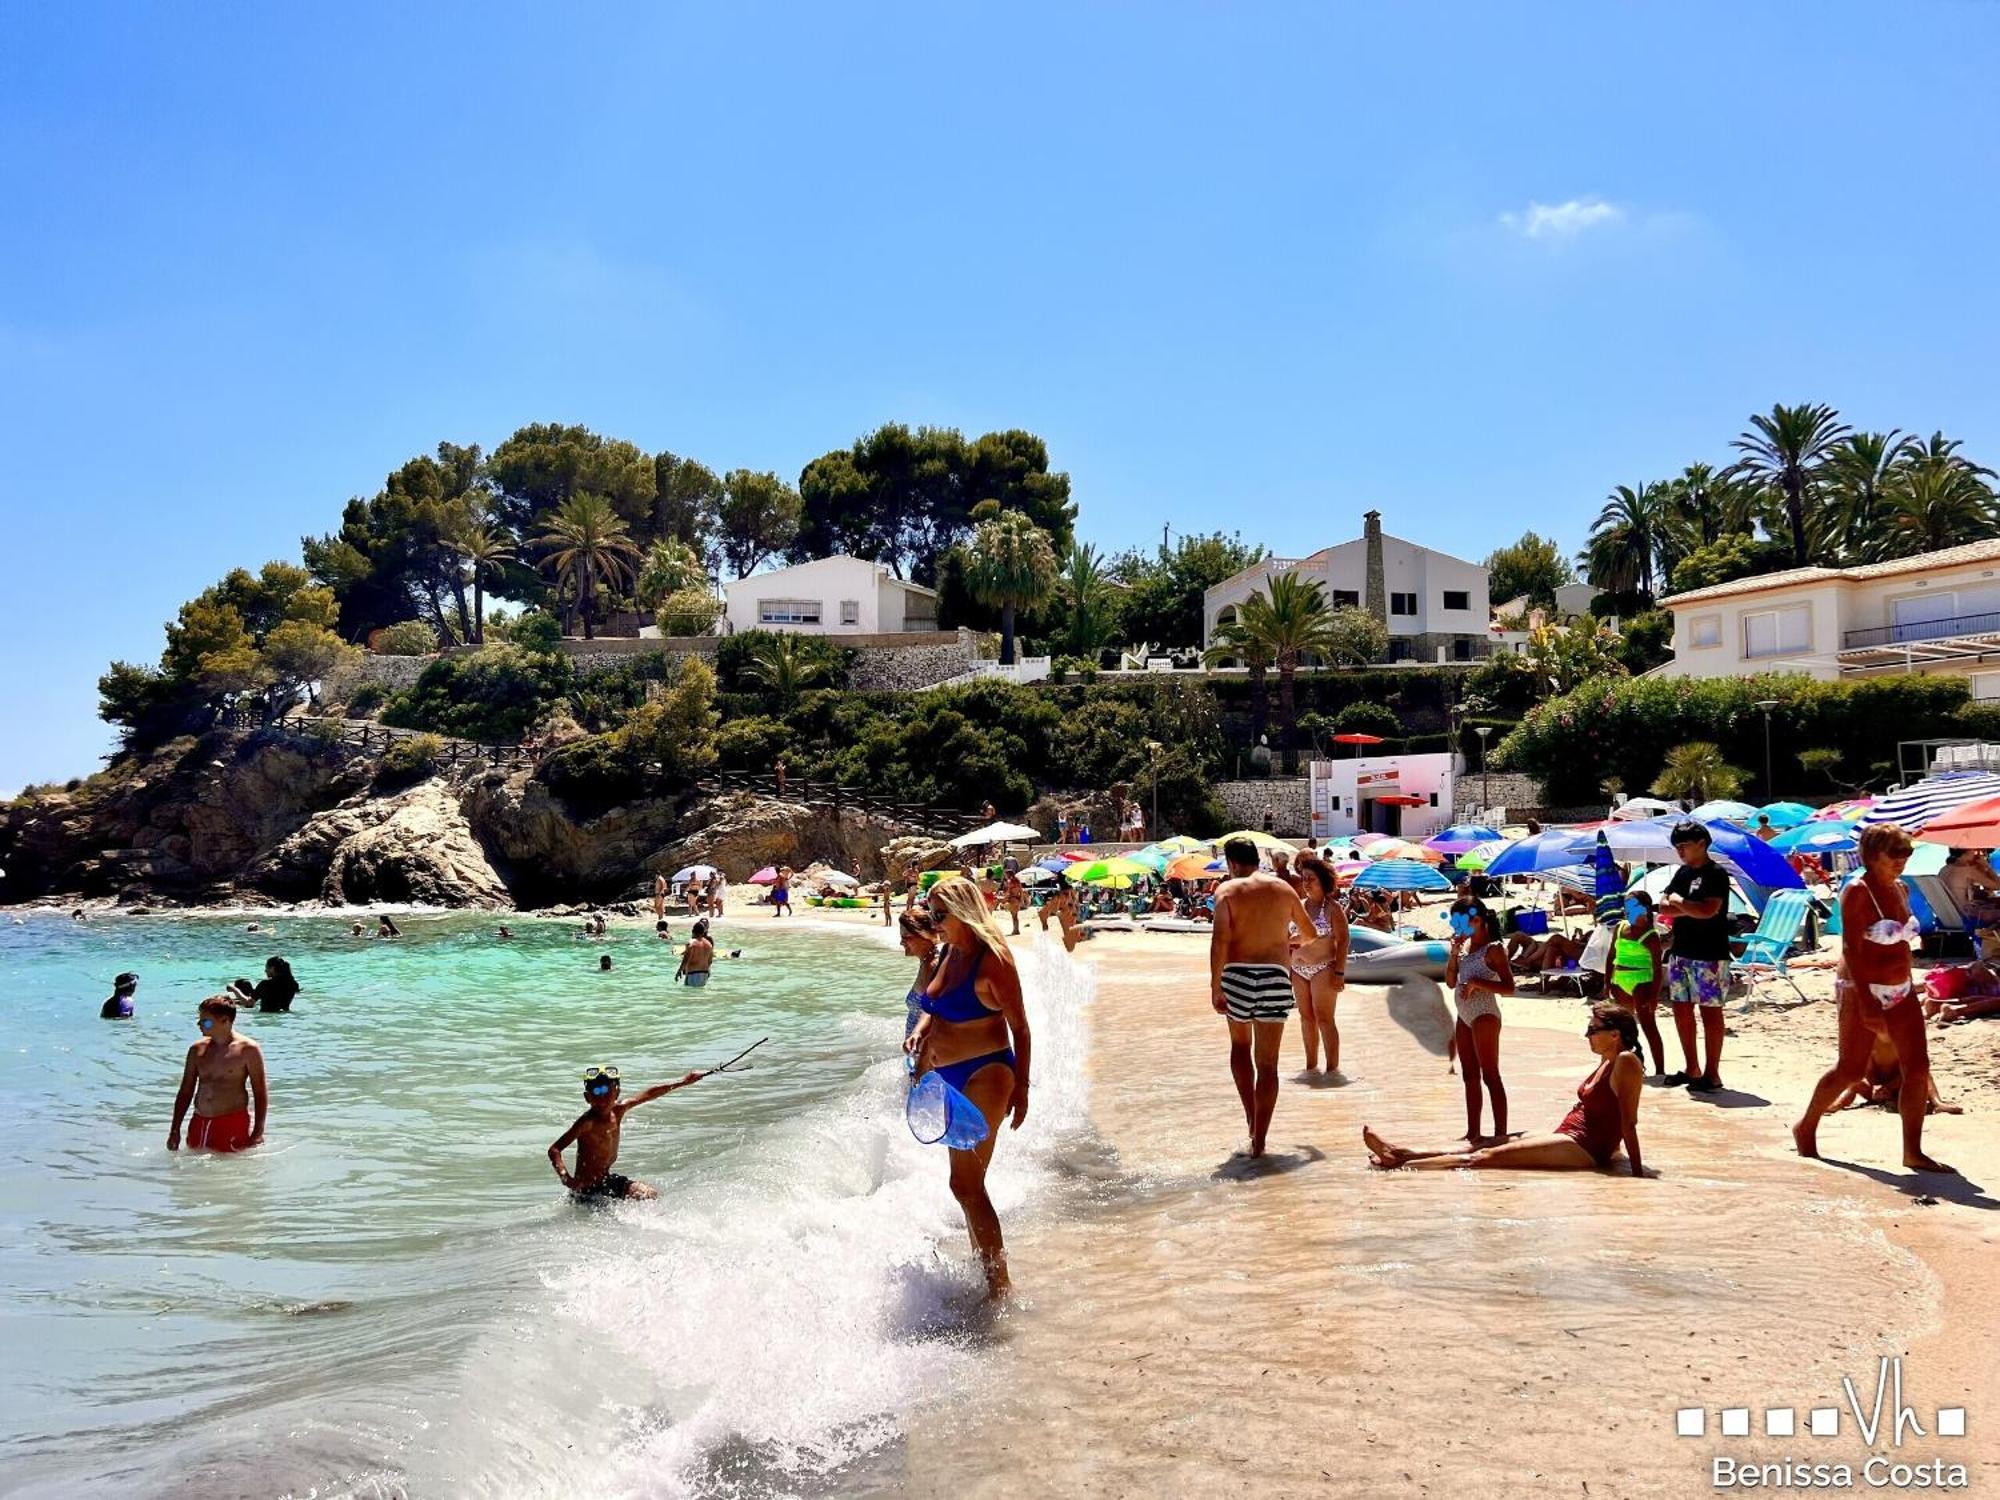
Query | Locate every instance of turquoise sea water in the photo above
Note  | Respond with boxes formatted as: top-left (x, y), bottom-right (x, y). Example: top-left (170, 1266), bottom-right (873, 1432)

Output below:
top-left (0, 910), bottom-right (1093, 1498)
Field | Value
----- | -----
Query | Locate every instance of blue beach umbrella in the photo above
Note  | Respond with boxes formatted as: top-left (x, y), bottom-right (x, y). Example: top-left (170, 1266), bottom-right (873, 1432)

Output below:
top-left (1352, 858), bottom-right (1454, 893)
top-left (1756, 801), bottom-right (1815, 830)
top-left (1691, 799), bottom-right (1758, 824)
top-left (1423, 823), bottom-right (1503, 854)
top-left (1592, 817), bottom-right (1804, 890)
top-left (1590, 831), bottom-right (1624, 924)
top-left (1769, 823), bottom-right (1858, 855)
top-left (1483, 828), bottom-right (1591, 876)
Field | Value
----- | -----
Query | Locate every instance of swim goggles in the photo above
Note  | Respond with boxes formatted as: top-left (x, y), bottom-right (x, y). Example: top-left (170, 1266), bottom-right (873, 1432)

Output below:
top-left (582, 1066), bottom-right (621, 1095)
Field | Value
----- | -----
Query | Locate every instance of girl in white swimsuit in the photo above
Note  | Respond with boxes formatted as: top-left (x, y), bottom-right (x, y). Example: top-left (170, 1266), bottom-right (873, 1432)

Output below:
top-left (1445, 898), bottom-right (1513, 1142)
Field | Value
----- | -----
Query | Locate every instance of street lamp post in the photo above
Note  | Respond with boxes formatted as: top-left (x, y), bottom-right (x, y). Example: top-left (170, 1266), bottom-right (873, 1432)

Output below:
top-left (1146, 740), bottom-right (1162, 837)
top-left (1753, 699), bottom-right (1780, 800)
top-left (1474, 725), bottom-right (1494, 813)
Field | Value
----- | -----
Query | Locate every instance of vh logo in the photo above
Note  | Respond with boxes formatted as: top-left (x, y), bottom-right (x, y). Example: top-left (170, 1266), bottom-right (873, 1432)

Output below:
top-left (1675, 1357), bottom-right (1968, 1443)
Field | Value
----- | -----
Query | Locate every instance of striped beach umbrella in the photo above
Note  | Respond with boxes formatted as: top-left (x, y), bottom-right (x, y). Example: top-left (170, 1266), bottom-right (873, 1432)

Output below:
top-left (1811, 797), bottom-right (1875, 822)
top-left (1351, 858), bottom-right (1454, 893)
top-left (1367, 838), bottom-right (1443, 864)
top-left (1861, 773), bottom-right (2000, 832)
top-left (1454, 837), bottom-right (1515, 872)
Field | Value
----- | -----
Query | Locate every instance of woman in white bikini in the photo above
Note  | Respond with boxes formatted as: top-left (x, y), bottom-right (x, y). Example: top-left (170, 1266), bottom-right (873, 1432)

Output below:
top-left (1793, 822), bottom-right (1953, 1173)
top-left (1288, 853), bottom-right (1349, 1076)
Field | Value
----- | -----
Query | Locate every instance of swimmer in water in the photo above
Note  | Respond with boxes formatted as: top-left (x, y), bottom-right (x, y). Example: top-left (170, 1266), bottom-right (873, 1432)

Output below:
top-left (497, 926), bottom-right (513, 940)
top-left (351, 921), bottom-right (365, 937)
top-left (547, 1065), bottom-right (704, 1201)
top-left (675, 918), bottom-right (716, 987)
top-left (655, 919), bottom-right (672, 940)
top-left (377, 915), bottom-right (401, 939)
top-left (599, 954), bottom-right (614, 972)
top-left (101, 971), bottom-right (139, 1020)
top-left (168, 996), bottom-right (268, 1153)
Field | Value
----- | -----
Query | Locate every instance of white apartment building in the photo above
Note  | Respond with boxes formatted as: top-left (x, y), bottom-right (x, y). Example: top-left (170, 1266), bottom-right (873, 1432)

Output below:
top-left (1657, 538), bottom-right (2000, 696)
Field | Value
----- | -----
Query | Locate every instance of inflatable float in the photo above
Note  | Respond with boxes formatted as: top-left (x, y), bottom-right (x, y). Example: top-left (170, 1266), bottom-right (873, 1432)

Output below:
top-left (803, 895), bottom-right (872, 909)
top-left (1343, 926), bottom-right (1450, 982)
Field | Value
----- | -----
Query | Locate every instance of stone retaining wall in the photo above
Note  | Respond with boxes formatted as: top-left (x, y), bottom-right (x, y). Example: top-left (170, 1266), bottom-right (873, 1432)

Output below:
top-left (326, 654), bottom-right (431, 698)
top-left (1215, 778), bottom-right (1311, 837)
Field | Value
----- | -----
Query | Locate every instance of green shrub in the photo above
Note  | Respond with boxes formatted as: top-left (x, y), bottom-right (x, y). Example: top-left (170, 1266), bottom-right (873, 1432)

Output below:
top-left (343, 682), bottom-right (387, 718)
top-left (1051, 654), bottom-right (1098, 683)
top-left (381, 646), bottom-right (572, 742)
top-left (509, 609), bottom-right (564, 653)
top-left (1497, 672), bottom-right (1974, 803)
top-left (715, 630), bottom-right (851, 694)
top-left (714, 715), bottom-right (792, 770)
top-left (377, 732), bottom-right (443, 786)
top-left (374, 620), bottom-right (438, 656)
top-left (535, 659), bottom-right (718, 817)
top-left (654, 587), bottom-right (723, 637)
top-left (1617, 609), bottom-right (1676, 675)
top-left (1333, 701), bottom-right (1401, 737)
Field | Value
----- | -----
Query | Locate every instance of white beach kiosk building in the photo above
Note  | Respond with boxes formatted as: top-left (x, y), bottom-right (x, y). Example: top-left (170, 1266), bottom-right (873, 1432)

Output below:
top-left (1307, 752), bottom-right (1457, 841)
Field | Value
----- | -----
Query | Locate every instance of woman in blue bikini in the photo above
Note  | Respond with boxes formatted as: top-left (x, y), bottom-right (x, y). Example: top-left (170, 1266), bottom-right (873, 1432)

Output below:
top-left (904, 875), bottom-right (1033, 1298)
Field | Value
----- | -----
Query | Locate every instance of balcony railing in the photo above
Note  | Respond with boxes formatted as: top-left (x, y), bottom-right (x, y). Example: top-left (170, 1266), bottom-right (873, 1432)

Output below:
top-left (1843, 610), bottom-right (2000, 650)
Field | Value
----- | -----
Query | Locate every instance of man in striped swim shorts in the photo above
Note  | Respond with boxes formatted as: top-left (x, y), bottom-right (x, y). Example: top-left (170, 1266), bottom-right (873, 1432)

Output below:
top-left (1210, 836), bottom-right (1317, 1157)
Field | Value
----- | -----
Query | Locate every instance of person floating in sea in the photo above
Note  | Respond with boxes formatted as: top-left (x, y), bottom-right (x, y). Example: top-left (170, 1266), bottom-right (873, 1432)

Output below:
top-left (771, 866), bottom-right (792, 918)
top-left (675, 919), bottom-right (716, 987)
top-left (1209, 836), bottom-right (1317, 1158)
top-left (1445, 897), bottom-right (1513, 1142)
top-left (376, 915), bottom-right (401, 939)
top-left (548, 1065), bottom-right (704, 1202)
top-left (905, 876), bottom-right (1033, 1298)
top-left (1289, 853), bottom-right (1349, 1078)
top-left (168, 996), bottom-right (268, 1153)
top-left (497, 926), bottom-right (513, 940)
top-left (1363, 1003), bottom-right (1646, 1174)
top-left (101, 971), bottom-right (138, 1020)
top-left (598, 954), bottom-right (614, 972)
top-left (351, 921), bottom-right (366, 937)
top-left (1656, 821), bottom-right (1730, 1092)
top-left (1793, 822), bottom-right (1954, 1173)
top-left (1607, 890), bottom-right (1668, 1078)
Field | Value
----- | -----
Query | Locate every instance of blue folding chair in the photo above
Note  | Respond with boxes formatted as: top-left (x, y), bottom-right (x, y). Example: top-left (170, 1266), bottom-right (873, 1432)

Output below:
top-left (1733, 889), bottom-right (1813, 1001)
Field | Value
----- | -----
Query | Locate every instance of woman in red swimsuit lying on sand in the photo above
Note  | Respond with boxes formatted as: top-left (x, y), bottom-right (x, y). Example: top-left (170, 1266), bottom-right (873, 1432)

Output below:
top-left (1363, 1003), bottom-right (1646, 1174)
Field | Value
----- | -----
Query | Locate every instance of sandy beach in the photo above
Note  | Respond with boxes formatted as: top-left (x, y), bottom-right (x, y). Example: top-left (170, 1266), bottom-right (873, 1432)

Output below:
top-left (780, 900), bottom-right (2000, 1499)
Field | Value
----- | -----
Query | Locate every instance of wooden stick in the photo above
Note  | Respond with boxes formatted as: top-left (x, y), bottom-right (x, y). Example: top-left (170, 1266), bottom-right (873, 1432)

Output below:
top-left (701, 1036), bottom-right (769, 1078)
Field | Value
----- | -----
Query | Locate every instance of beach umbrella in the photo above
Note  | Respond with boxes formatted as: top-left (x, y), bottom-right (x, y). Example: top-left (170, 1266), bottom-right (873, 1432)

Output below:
top-left (1166, 853), bottom-right (1224, 880)
top-left (1071, 856), bottom-right (1153, 884)
top-left (1454, 837), bottom-right (1515, 872)
top-left (1483, 828), bottom-right (1592, 876)
top-left (1628, 863), bottom-right (1757, 918)
top-left (1034, 855), bottom-right (1072, 873)
top-left (1770, 823), bottom-right (1858, 855)
top-left (672, 864), bottom-right (720, 883)
top-left (1216, 829), bottom-right (1294, 852)
top-left (1422, 823), bottom-right (1503, 854)
top-left (1127, 846), bottom-right (1172, 875)
top-left (1862, 772), bottom-right (2000, 832)
top-left (748, 866), bottom-right (779, 885)
top-left (1755, 801), bottom-right (1815, 830)
top-left (1351, 858), bottom-right (1454, 893)
top-left (1352, 832), bottom-right (1399, 852)
top-left (1691, 799), bottom-right (1758, 824)
top-left (815, 870), bottom-right (859, 889)
top-left (1017, 865), bottom-right (1058, 885)
top-left (1913, 794), bottom-right (2000, 850)
top-left (1610, 796), bottom-right (1680, 821)
top-left (1152, 835), bottom-right (1207, 854)
top-left (1332, 859), bottom-right (1369, 880)
top-left (1591, 817), bottom-right (1804, 890)
top-left (1904, 841), bottom-right (1950, 877)
top-left (950, 820), bottom-right (1041, 848)
top-left (1367, 838), bottom-right (1444, 864)
top-left (1589, 831), bottom-right (1624, 924)
top-left (1812, 797), bottom-right (1875, 822)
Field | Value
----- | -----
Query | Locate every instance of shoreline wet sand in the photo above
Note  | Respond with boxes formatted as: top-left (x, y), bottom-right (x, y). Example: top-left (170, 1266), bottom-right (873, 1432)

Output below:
top-left (889, 928), bottom-right (2000, 1499)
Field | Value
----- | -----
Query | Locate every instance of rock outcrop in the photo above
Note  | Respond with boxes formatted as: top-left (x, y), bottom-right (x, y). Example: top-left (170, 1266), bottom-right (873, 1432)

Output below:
top-left (245, 781), bottom-right (511, 908)
top-left (880, 835), bottom-right (958, 885)
top-left (465, 769), bottom-right (689, 904)
top-left (652, 793), bottom-right (906, 887)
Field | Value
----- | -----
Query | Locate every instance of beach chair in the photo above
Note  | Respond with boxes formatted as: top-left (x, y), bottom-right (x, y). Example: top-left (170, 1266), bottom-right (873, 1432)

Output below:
top-left (1905, 874), bottom-right (1976, 957)
top-left (1731, 889), bottom-right (1813, 1001)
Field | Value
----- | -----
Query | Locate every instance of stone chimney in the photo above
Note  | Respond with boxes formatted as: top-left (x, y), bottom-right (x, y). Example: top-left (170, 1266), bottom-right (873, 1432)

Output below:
top-left (1362, 509), bottom-right (1387, 629)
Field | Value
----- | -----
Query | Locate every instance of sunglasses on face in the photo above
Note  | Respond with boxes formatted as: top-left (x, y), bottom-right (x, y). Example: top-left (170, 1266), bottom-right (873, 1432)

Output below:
top-left (1585, 1024), bottom-right (1616, 1036)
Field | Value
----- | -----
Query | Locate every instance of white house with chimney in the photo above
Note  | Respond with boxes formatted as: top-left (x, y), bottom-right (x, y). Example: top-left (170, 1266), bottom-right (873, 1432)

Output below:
top-left (1203, 511), bottom-right (1492, 662)
top-left (722, 555), bottom-right (940, 636)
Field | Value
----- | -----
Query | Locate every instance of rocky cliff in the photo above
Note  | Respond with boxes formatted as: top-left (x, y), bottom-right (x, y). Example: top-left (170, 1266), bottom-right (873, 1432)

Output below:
top-left (2, 731), bottom-right (922, 909)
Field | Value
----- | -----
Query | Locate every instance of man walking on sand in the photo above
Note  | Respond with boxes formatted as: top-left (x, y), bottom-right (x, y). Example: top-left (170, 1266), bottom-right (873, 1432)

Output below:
top-left (1210, 836), bottom-right (1316, 1157)
top-left (168, 996), bottom-right (268, 1152)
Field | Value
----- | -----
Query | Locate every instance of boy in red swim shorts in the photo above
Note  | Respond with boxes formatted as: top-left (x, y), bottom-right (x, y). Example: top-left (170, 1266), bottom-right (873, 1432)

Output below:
top-left (169, 996), bottom-right (268, 1153)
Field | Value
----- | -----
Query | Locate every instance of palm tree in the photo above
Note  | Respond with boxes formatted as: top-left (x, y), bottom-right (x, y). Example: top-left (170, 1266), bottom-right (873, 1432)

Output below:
top-left (1056, 541), bottom-right (1118, 658)
top-left (1241, 574), bottom-right (1339, 771)
top-left (1730, 403), bottom-right (1851, 567)
top-left (1876, 449), bottom-right (1999, 558)
top-left (1202, 614), bottom-right (1274, 744)
top-left (964, 511), bottom-right (1058, 665)
top-left (449, 521), bottom-right (517, 644)
top-left (1583, 482), bottom-right (1667, 600)
top-left (743, 634), bottom-right (829, 707)
top-left (1651, 741), bottom-right (1746, 802)
top-left (536, 492), bottom-right (641, 640)
top-left (1820, 430), bottom-right (1912, 562)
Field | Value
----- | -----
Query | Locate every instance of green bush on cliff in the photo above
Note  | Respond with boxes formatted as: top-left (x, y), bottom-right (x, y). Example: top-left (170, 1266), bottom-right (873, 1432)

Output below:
top-left (1496, 673), bottom-right (1974, 803)
top-left (537, 659), bottom-right (719, 817)
top-left (381, 646), bottom-right (572, 742)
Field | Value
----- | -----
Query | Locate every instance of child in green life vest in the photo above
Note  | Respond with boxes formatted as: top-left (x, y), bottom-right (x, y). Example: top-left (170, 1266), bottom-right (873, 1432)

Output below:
top-left (1610, 890), bottom-right (1669, 1080)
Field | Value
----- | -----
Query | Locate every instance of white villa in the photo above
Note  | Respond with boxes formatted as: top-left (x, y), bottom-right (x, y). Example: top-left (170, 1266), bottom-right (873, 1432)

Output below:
top-left (721, 554), bottom-right (940, 636)
top-left (1203, 511), bottom-right (1492, 662)
top-left (1656, 538), bottom-right (2000, 696)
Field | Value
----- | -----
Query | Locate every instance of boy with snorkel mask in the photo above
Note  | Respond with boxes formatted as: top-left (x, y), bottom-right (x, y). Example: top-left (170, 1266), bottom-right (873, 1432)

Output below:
top-left (548, 1064), bottom-right (703, 1201)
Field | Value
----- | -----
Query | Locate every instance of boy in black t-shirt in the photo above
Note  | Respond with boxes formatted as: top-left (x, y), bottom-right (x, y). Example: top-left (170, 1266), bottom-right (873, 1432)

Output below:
top-left (1659, 821), bottom-right (1731, 1092)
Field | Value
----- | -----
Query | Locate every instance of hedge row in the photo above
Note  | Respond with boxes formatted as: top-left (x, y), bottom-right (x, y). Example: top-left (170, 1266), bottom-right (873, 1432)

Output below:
top-left (1496, 672), bottom-right (1977, 804)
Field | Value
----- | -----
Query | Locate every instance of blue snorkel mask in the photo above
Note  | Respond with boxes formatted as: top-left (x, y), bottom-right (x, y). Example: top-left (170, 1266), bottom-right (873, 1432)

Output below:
top-left (1625, 898), bottom-right (1648, 924)
top-left (1448, 910), bottom-right (1474, 938)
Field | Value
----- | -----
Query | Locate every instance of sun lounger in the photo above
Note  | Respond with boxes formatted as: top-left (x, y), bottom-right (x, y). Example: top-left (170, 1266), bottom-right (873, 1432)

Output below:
top-left (1905, 873), bottom-right (1977, 956)
top-left (1732, 889), bottom-right (1813, 1001)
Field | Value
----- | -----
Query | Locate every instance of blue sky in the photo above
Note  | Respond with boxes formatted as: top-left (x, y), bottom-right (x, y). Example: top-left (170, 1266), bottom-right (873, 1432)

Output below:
top-left (3, 2), bottom-right (1997, 793)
